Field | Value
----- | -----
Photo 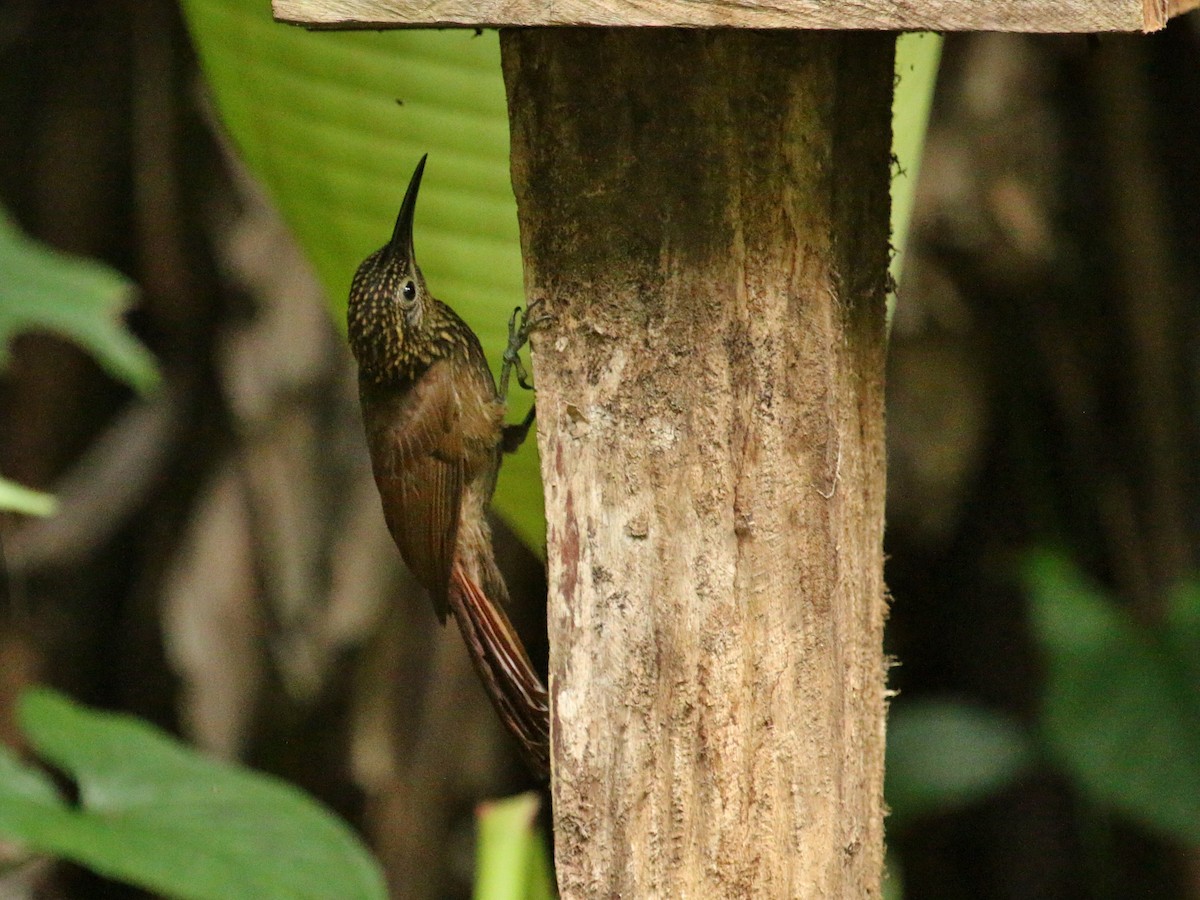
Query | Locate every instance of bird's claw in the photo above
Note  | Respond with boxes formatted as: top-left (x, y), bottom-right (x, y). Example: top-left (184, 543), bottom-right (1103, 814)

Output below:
top-left (499, 301), bottom-right (549, 400)
top-left (508, 300), bottom-right (549, 348)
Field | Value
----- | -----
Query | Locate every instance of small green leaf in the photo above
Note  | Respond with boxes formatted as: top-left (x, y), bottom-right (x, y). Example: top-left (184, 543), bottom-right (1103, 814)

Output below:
top-left (891, 32), bottom-right (943, 291)
top-left (0, 476), bottom-right (57, 516)
top-left (885, 699), bottom-right (1034, 826)
top-left (883, 852), bottom-right (905, 900)
top-left (0, 209), bottom-right (158, 393)
top-left (0, 743), bottom-right (75, 868)
top-left (1165, 580), bottom-right (1200, 690)
top-left (0, 743), bottom-right (63, 808)
top-left (474, 792), bottom-right (555, 900)
top-left (0, 688), bottom-right (386, 900)
top-left (1026, 551), bottom-right (1200, 845)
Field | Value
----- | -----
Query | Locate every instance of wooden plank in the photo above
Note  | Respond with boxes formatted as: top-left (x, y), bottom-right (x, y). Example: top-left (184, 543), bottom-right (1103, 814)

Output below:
top-left (502, 28), bottom-right (892, 897)
top-left (274, 0), bottom-right (1175, 33)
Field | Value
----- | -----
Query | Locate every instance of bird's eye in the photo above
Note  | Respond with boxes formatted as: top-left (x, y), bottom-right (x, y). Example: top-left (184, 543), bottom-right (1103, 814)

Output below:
top-left (402, 280), bottom-right (416, 302)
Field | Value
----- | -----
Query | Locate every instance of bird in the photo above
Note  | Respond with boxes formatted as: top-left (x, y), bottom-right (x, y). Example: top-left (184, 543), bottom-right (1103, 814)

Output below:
top-left (346, 154), bottom-right (549, 778)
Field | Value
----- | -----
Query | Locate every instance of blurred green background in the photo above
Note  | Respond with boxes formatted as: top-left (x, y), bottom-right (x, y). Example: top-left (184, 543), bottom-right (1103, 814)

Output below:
top-left (2, 2), bottom-right (1199, 897)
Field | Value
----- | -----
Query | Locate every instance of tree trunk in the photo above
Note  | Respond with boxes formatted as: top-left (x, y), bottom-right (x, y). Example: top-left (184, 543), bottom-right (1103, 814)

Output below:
top-left (501, 29), bottom-right (893, 897)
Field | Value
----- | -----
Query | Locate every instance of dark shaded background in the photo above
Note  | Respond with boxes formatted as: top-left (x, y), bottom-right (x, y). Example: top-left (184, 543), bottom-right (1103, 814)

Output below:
top-left (1, 3), bottom-right (1199, 896)
top-left (887, 23), bottom-right (1200, 900)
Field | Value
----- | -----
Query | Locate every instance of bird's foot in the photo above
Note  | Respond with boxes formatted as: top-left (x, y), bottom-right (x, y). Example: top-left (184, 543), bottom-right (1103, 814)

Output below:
top-left (499, 300), bottom-right (549, 401)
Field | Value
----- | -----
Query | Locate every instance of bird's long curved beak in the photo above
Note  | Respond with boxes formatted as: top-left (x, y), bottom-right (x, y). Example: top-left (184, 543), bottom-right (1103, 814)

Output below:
top-left (390, 153), bottom-right (428, 259)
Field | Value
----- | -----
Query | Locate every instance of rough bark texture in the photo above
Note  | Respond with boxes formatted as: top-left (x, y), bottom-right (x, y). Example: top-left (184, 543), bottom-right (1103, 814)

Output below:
top-left (273, 0), bottom-right (1191, 34)
top-left (502, 29), bottom-right (893, 898)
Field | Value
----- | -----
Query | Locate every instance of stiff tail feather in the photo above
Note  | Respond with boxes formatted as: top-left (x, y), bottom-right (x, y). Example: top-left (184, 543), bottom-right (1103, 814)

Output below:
top-left (448, 565), bottom-right (550, 779)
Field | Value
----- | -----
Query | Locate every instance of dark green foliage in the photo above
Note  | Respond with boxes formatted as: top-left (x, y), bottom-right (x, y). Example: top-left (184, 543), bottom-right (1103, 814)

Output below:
top-left (0, 689), bottom-right (386, 900)
top-left (1026, 551), bottom-right (1200, 844)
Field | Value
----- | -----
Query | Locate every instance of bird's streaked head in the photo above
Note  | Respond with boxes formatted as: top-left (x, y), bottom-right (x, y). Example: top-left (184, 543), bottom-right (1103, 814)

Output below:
top-left (347, 154), bottom-right (432, 379)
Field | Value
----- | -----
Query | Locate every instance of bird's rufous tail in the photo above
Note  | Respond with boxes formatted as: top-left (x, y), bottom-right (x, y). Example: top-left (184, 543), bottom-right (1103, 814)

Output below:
top-left (448, 565), bottom-right (550, 779)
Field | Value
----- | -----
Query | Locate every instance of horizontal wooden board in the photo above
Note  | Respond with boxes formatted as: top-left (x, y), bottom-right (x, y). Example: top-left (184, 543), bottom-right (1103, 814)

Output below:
top-left (274, 0), bottom-right (1192, 33)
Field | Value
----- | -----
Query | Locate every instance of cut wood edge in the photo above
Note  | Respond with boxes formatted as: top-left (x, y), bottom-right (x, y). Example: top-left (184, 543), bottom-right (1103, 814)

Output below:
top-left (274, 0), bottom-right (1188, 32)
top-left (1167, 0), bottom-right (1200, 23)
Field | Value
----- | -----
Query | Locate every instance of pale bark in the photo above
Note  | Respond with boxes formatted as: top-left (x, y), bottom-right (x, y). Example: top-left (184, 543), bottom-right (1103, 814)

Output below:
top-left (274, 0), bottom-right (1187, 34)
top-left (502, 29), bottom-right (892, 898)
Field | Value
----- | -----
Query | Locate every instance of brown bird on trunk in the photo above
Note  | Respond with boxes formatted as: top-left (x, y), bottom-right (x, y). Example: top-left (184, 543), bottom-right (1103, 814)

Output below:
top-left (346, 155), bottom-right (549, 778)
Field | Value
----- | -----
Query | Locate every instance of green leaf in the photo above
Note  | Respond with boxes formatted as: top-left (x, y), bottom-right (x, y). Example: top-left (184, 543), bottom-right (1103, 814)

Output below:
top-left (0, 688), bottom-right (386, 900)
top-left (474, 792), bottom-right (555, 900)
top-left (179, 1), bottom-right (544, 548)
top-left (1026, 551), bottom-right (1200, 845)
top-left (0, 476), bottom-right (57, 516)
top-left (0, 743), bottom-right (63, 808)
top-left (0, 208), bottom-right (158, 393)
top-left (883, 852), bottom-right (905, 900)
top-left (891, 32), bottom-right (943, 291)
top-left (1165, 579), bottom-right (1200, 690)
top-left (885, 699), bottom-right (1034, 826)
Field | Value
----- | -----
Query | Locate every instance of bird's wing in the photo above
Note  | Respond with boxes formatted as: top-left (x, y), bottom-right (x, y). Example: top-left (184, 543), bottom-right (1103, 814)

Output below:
top-left (362, 360), bottom-right (465, 622)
